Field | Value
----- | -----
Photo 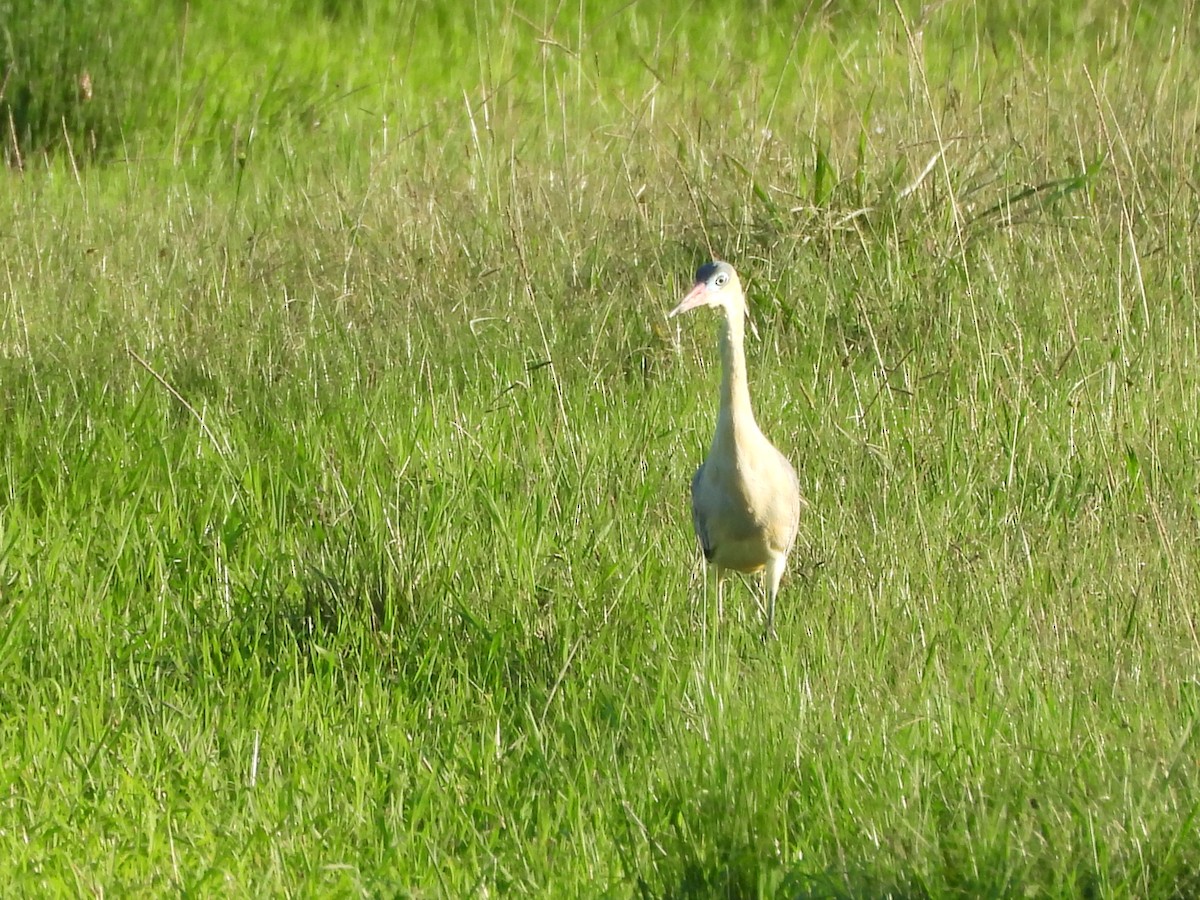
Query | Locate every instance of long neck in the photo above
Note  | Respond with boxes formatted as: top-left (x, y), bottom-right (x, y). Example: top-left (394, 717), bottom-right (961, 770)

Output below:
top-left (717, 304), bottom-right (756, 433)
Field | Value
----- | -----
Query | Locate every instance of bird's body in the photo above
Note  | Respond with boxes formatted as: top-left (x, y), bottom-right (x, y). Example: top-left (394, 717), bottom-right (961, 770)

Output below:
top-left (670, 261), bottom-right (801, 637)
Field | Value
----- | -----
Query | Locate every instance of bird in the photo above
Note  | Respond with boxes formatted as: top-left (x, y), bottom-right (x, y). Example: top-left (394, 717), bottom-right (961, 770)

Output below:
top-left (669, 260), bottom-right (802, 638)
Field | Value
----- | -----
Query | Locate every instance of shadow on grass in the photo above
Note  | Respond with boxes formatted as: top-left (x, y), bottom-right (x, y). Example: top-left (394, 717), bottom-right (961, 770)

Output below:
top-left (630, 855), bottom-right (922, 900)
top-left (634, 846), bottom-right (1200, 899)
top-left (238, 553), bottom-right (567, 716)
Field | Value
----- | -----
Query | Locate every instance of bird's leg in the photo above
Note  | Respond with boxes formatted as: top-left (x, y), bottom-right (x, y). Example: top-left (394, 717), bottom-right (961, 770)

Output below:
top-left (762, 554), bottom-right (786, 640)
top-left (716, 569), bottom-right (725, 623)
top-left (700, 564), bottom-right (722, 652)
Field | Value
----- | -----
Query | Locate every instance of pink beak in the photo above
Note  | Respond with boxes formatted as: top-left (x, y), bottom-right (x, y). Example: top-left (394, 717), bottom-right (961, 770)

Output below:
top-left (669, 281), bottom-right (708, 318)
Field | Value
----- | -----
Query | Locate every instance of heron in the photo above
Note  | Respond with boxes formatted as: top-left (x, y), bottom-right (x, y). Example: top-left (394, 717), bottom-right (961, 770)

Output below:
top-left (670, 260), bottom-right (802, 638)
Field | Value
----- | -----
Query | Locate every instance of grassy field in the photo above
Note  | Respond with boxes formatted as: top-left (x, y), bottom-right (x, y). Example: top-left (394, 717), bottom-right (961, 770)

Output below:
top-left (3, 0), bottom-right (1200, 894)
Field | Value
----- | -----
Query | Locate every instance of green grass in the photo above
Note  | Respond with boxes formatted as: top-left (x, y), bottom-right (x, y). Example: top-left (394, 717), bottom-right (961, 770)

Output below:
top-left (3, 0), bottom-right (1200, 894)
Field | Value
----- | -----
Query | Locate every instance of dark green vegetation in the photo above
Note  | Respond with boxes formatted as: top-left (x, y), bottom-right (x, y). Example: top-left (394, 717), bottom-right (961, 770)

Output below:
top-left (3, 0), bottom-right (1199, 894)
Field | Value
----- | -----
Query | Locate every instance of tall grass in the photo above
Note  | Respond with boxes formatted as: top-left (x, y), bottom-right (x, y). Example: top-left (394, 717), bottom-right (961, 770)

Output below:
top-left (2, 0), bottom-right (1199, 894)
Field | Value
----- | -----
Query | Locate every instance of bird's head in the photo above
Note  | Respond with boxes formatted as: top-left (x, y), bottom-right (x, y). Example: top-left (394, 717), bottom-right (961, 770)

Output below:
top-left (669, 261), bottom-right (745, 318)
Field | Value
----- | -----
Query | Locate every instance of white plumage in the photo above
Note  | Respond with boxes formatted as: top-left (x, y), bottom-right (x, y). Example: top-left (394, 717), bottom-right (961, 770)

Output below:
top-left (670, 261), bottom-right (802, 637)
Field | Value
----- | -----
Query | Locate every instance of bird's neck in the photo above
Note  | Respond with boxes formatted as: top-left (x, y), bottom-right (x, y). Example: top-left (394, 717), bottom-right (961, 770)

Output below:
top-left (716, 305), bottom-right (757, 434)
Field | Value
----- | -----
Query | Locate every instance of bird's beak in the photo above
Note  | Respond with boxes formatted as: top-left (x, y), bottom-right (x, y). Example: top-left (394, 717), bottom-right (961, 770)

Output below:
top-left (669, 282), bottom-right (708, 318)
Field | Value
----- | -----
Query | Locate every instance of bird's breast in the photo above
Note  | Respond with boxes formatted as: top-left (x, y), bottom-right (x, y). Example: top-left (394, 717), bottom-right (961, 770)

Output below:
top-left (691, 432), bottom-right (799, 570)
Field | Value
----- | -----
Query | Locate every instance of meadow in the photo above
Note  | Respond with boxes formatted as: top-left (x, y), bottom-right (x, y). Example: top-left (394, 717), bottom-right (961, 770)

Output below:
top-left (2, 0), bottom-right (1200, 894)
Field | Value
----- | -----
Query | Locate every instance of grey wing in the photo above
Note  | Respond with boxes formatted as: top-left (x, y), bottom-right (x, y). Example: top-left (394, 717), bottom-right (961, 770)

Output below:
top-left (690, 463), bottom-right (716, 562)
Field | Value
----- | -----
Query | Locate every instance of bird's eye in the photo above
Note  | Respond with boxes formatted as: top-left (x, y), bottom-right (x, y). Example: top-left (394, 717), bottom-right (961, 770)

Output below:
top-left (714, 273), bottom-right (729, 286)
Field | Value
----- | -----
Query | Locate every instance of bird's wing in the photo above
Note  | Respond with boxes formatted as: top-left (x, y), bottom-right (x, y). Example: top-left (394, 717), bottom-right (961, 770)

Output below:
top-left (772, 448), bottom-right (804, 553)
top-left (690, 463), bottom-right (716, 562)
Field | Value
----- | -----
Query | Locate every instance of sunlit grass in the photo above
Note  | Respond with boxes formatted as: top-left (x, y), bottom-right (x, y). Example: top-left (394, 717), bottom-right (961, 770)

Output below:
top-left (2, 0), bottom-right (1200, 894)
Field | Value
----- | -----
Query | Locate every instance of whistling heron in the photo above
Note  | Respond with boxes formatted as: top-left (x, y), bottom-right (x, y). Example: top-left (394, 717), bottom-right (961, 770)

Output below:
top-left (670, 261), bottom-right (802, 638)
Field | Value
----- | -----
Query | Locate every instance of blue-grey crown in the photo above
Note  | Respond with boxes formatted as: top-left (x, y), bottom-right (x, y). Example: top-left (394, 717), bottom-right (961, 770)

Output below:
top-left (694, 260), bottom-right (733, 284)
